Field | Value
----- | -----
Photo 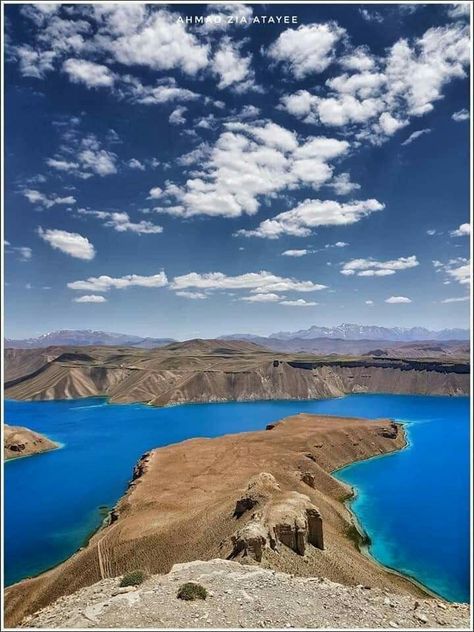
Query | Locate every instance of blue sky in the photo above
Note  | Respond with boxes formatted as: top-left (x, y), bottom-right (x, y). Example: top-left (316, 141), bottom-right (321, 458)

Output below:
top-left (3, 2), bottom-right (471, 339)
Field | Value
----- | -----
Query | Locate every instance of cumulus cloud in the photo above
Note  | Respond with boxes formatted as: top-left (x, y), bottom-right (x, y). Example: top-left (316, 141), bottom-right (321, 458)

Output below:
top-left (63, 58), bottom-right (115, 88)
top-left (401, 128), bottom-right (431, 146)
top-left (385, 296), bottom-right (412, 303)
top-left (47, 132), bottom-right (117, 178)
top-left (127, 158), bottom-right (145, 170)
top-left (38, 227), bottom-right (96, 260)
top-left (73, 294), bottom-right (107, 303)
top-left (171, 271), bottom-right (326, 294)
top-left (238, 199), bottom-right (384, 239)
top-left (279, 23), bottom-right (470, 144)
top-left (169, 106), bottom-right (187, 125)
top-left (327, 172), bottom-right (361, 195)
top-left (212, 37), bottom-right (254, 89)
top-left (155, 122), bottom-right (351, 219)
top-left (452, 108), bottom-right (469, 122)
top-left (78, 209), bottom-right (163, 234)
top-left (267, 22), bottom-right (345, 78)
top-left (68, 271), bottom-right (168, 292)
top-left (450, 223), bottom-right (470, 237)
top-left (280, 299), bottom-right (318, 307)
top-left (23, 189), bottom-right (76, 208)
top-left (341, 255), bottom-right (419, 277)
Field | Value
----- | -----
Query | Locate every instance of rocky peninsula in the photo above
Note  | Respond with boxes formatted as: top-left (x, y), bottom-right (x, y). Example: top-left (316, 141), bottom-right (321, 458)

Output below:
top-left (6, 412), bottom-right (439, 627)
top-left (4, 424), bottom-right (59, 461)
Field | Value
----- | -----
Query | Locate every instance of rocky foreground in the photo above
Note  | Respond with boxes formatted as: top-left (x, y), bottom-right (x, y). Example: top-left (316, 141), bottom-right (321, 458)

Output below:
top-left (22, 559), bottom-right (470, 629)
top-left (4, 424), bottom-right (58, 460)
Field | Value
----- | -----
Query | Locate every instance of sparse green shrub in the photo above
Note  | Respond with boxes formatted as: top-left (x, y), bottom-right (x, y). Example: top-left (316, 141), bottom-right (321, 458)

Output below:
top-left (177, 582), bottom-right (208, 601)
top-left (120, 569), bottom-right (147, 587)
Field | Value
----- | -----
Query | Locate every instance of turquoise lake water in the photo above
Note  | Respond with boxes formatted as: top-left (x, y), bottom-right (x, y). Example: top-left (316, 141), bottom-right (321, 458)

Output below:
top-left (4, 394), bottom-right (470, 602)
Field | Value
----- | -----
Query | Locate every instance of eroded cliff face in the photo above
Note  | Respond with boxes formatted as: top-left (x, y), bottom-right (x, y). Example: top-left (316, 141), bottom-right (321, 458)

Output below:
top-left (4, 414), bottom-right (420, 627)
top-left (4, 355), bottom-right (469, 404)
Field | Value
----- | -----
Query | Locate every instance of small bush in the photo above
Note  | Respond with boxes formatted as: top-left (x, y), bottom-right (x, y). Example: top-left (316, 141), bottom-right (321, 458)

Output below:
top-left (120, 569), bottom-right (147, 587)
top-left (177, 582), bottom-right (208, 601)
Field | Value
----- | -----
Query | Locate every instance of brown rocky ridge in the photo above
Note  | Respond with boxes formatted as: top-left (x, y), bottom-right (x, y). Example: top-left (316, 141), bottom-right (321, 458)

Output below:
top-left (6, 413), bottom-right (443, 627)
top-left (4, 339), bottom-right (469, 405)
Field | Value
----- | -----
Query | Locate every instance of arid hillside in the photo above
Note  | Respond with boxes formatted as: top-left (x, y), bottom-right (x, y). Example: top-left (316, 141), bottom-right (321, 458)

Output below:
top-left (4, 424), bottom-right (59, 460)
top-left (4, 339), bottom-right (469, 404)
top-left (5, 413), bottom-right (425, 626)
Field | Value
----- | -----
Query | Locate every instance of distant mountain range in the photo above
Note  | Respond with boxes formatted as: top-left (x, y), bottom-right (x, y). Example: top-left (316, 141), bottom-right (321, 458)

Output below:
top-left (4, 330), bottom-right (175, 349)
top-left (4, 323), bottom-right (469, 350)
top-left (267, 323), bottom-right (470, 342)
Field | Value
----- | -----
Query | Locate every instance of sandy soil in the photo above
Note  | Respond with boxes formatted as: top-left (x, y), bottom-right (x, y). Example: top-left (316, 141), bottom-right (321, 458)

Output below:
top-left (5, 413), bottom-right (432, 627)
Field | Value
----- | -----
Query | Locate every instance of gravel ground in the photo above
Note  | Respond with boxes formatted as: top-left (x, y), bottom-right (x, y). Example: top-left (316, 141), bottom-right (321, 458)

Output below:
top-left (22, 559), bottom-right (471, 630)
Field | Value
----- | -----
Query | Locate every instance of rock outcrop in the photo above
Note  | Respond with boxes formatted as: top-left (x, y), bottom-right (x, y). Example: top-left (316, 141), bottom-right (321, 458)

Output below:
top-left (4, 425), bottom-right (59, 460)
top-left (231, 479), bottom-right (324, 561)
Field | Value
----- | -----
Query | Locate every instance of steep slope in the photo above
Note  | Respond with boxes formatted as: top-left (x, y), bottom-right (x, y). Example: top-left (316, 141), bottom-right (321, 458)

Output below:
top-left (5, 414), bottom-right (423, 626)
top-left (4, 342), bottom-right (470, 404)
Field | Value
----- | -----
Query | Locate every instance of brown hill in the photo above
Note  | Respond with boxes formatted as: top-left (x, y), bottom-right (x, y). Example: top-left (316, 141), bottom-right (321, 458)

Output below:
top-left (4, 425), bottom-right (59, 460)
top-left (5, 413), bottom-right (427, 626)
top-left (4, 341), bottom-right (469, 405)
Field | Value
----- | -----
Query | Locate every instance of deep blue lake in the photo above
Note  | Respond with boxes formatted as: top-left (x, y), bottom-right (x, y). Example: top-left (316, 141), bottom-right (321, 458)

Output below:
top-left (4, 394), bottom-right (470, 602)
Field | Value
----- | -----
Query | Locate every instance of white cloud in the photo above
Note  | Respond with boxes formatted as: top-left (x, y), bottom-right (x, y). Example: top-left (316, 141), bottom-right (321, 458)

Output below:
top-left (441, 296), bottom-right (469, 303)
top-left (341, 255), bottom-right (419, 277)
top-left (282, 249), bottom-right (309, 257)
top-left (169, 106), bottom-right (187, 125)
top-left (401, 128), bottom-right (431, 146)
top-left (48, 133), bottom-right (117, 178)
top-left (328, 172), bottom-right (361, 195)
top-left (156, 122), bottom-right (350, 219)
top-left (38, 227), bottom-right (96, 260)
top-left (63, 58), bottom-right (115, 88)
top-left (452, 108), bottom-right (470, 122)
top-left (267, 22), bottom-right (345, 78)
top-left (385, 296), bottom-right (412, 304)
top-left (4, 243), bottom-right (32, 261)
top-left (447, 261), bottom-right (471, 285)
top-left (175, 290), bottom-right (208, 300)
top-left (68, 271), bottom-right (168, 292)
top-left (240, 293), bottom-right (282, 303)
top-left (426, 229), bottom-right (438, 236)
top-left (148, 186), bottom-right (163, 199)
top-left (127, 158), bottom-right (145, 170)
top-left (201, 3), bottom-right (253, 33)
top-left (99, 8), bottom-right (209, 75)
top-left (450, 223), bottom-right (470, 237)
top-left (447, 4), bottom-right (470, 20)
top-left (78, 209), bottom-right (163, 234)
top-left (73, 295), bottom-right (107, 303)
top-left (280, 299), bottom-right (318, 307)
top-left (359, 8), bottom-right (384, 23)
top-left (212, 37), bottom-right (253, 89)
top-left (279, 23), bottom-right (470, 144)
top-left (171, 271), bottom-right (326, 294)
top-left (365, 300), bottom-right (374, 305)
top-left (23, 189), bottom-right (76, 208)
top-left (238, 199), bottom-right (384, 239)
